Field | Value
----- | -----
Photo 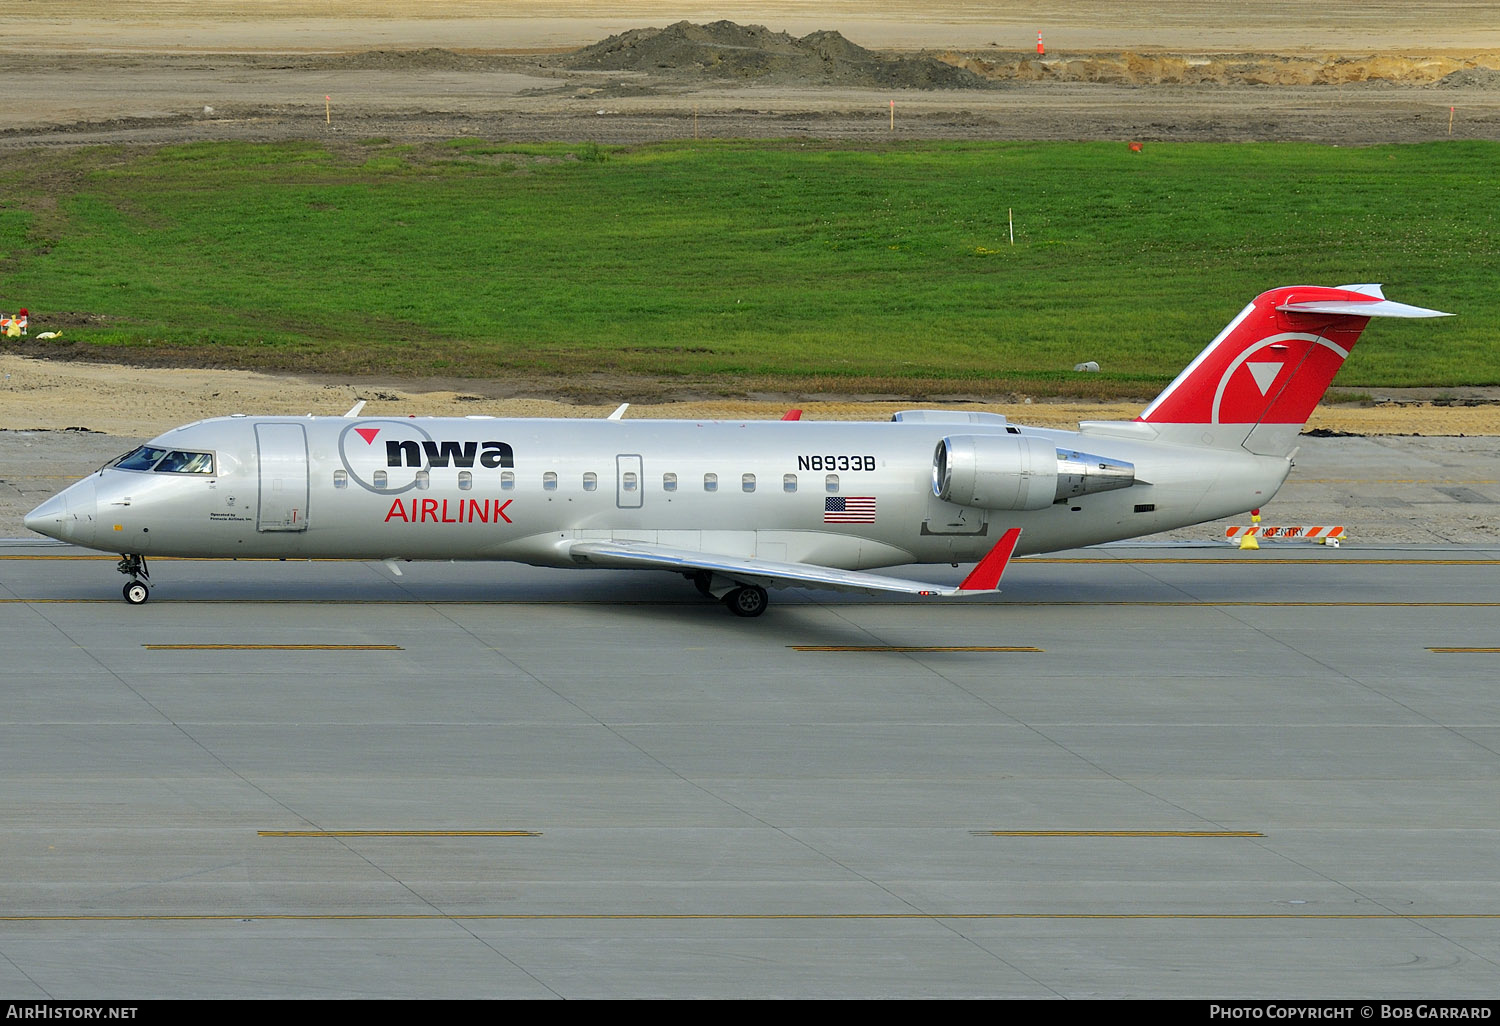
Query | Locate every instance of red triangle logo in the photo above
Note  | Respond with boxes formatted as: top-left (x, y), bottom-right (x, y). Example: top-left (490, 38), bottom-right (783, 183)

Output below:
top-left (354, 427), bottom-right (380, 445)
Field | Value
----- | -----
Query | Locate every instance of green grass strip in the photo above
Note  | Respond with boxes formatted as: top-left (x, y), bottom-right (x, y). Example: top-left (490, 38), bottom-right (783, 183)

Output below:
top-left (0, 138), bottom-right (1492, 394)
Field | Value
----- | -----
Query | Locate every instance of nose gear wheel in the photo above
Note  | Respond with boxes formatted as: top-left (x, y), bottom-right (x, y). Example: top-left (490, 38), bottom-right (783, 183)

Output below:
top-left (116, 554), bottom-right (151, 605)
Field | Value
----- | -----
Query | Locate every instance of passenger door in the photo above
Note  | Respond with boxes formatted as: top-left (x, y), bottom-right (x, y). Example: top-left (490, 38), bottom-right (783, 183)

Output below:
top-left (256, 422), bottom-right (310, 531)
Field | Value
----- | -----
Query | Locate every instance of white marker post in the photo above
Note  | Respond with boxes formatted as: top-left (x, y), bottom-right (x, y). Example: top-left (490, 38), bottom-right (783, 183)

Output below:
top-left (1009, 208), bottom-right (1014, 244)
top-left (889, 100), bottom-right (894, 131)
top-left (326, 95), bottom-right (331, 124)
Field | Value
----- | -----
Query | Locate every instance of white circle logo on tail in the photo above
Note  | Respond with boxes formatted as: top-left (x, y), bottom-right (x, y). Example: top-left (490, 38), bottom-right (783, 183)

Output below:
top-left (1210, 332), bottom-right (1348, 424)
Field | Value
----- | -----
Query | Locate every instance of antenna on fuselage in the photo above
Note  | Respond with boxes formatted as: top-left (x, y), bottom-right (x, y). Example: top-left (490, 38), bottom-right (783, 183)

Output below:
top-left (607, 403), bottom-right (629, 420)
top-left (343, 400), bottom-right (367, 418)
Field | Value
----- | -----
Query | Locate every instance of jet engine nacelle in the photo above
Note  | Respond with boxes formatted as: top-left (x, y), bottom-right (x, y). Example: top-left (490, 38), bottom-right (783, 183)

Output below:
top-left (933, 435), bottom-right (1135, 511)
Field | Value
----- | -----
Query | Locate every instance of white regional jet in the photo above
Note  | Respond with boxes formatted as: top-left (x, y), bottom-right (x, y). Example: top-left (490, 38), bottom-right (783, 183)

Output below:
top-left (26, 284), bottom-right (1448, 615)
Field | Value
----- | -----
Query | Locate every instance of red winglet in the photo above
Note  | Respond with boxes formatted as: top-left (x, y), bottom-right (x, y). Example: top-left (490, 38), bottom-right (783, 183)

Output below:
top-left (958, 528), bottom-right (1022, 591)
top-left (781, 409), bottom-right (803, 421)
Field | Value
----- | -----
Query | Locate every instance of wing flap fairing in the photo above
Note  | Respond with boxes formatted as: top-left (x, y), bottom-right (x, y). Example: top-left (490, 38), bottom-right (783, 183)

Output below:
top-left (567, 528), bottom-right (1022, 598)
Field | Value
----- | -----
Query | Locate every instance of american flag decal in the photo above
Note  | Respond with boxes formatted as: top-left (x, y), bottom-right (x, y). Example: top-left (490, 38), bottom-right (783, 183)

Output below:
top-left (824, 496), bottom-right (876, 523)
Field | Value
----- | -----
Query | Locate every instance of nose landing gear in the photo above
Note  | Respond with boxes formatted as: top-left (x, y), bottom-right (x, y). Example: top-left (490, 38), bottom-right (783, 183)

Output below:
top-left (117, 554), bottom-right (150, 605)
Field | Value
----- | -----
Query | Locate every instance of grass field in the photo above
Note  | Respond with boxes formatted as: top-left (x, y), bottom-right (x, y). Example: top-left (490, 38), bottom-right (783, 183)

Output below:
top-left (0, 138), bottom-right (1493, 396)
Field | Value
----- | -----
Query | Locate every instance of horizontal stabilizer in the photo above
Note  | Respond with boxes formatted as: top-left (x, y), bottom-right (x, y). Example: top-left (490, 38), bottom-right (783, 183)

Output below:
top-left (1277, 298), bottom-right (1451, 319)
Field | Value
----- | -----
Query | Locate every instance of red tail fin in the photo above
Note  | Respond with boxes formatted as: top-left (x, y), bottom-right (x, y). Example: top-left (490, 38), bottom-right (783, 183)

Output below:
top-left (1136, 285), bottom-right (1448, 453)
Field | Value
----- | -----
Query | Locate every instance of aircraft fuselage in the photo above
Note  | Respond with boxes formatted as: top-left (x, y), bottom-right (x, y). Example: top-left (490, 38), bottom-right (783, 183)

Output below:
top-left (35, 414), bottom-right (1290, 571)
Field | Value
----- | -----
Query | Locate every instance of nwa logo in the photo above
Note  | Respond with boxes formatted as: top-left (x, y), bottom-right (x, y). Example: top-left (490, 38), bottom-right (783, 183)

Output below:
top-left (383, 438), bottom-right (513, 470)
top-left (338, 420), bottom-right (514, 495)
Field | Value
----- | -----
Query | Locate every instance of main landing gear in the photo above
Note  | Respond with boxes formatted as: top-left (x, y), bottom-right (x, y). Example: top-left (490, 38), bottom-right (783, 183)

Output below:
top-left (689, 571), bottom-right (770, 617)
top-left (724, 584), bottom-right (769, 618)
top-left (117, 554), bottom-right (150, 605)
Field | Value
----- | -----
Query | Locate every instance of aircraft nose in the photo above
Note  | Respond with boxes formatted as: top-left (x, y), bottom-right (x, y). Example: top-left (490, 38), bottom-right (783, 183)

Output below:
top-left (23, 492), bottom-right (67, 538)
top-left (24, 479), bottom-right (97, 546)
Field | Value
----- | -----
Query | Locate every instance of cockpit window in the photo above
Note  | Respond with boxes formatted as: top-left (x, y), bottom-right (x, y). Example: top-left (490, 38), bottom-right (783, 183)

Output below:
top-left (156, 450), bottom-right (215, 474)
top-left (111, 446), bottom-right (168, 471)
top-left (107, 447), bottom-right (215, 474)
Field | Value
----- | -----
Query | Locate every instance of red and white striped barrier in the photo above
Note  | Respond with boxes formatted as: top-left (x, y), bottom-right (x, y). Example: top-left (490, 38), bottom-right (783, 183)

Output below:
top-left (1225, 525), bottom-right (1345, 542)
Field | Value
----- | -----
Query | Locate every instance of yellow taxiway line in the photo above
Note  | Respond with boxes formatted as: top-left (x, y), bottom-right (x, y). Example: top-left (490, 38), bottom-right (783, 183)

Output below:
top-left (143, 643), bottom-right (403, 651)
top-left (791, 645), bottom-right (1043, 652)
top-left (973, 830), bottom-right (1264, 837)
top-left (259, 830), bottom-right (538, 837)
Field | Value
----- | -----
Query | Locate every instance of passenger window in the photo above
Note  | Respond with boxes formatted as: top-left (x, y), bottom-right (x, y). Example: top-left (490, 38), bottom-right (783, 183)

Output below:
top-left (458, 471), bottom-right (472, 491)
top-left (825, 474), bottom-right (839, 493)
top-left (501, 471), bottom-right (515, 490)
top-left (783, 473), bottom-right (797, 493)
top-left (333, 469), bottom-right (348, 489)
top-left (415, 470), bottom-right (430, 490)
top-left (583, 472), bottom-right (597, 492)
top-left (704, 473), bottom-right (718, 493)
top-left (374, 470), bottom-right (388, 490)
top-left (543, 472), bottom-right (558, 491)
top-left (663, 472), bottom-right (678, 492)
top-left (623, 472), bottom-right (638, 492)
top-left (742, 473), bottom-right (755, 493)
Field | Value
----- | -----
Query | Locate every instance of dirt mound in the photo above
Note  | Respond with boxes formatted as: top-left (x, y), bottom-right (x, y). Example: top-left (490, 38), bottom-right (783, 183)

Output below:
top-left (568, 20), bottom-right (990, 90)
top-left (1438, 67), bottom-right (1500, 88)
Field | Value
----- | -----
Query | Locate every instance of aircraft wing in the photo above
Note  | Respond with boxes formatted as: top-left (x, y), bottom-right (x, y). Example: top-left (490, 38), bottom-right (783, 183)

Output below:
top-left (565, 528), bottom-right (1021, 597)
